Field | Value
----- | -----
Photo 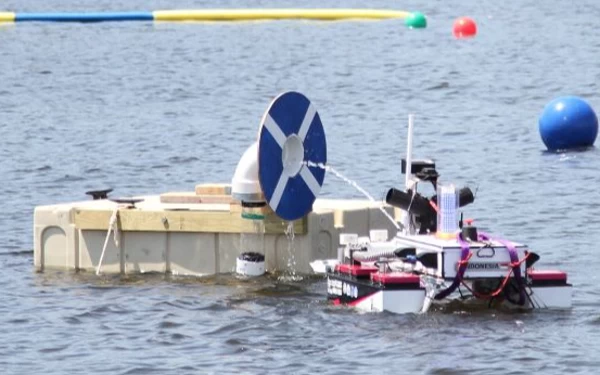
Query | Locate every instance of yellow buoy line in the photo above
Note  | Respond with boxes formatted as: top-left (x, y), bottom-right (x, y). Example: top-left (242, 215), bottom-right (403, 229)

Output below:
top-left (152, 9), bottom-right (410, 21)
top-left (0, 12), bottom-right (15, 22)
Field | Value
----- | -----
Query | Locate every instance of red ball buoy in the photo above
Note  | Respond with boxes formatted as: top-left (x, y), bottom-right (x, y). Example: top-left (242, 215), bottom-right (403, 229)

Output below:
top-left (453, 17), bottom-right (477, 38)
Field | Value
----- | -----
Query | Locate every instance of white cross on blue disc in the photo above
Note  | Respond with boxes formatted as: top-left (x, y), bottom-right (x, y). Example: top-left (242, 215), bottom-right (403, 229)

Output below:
top-left (258, 92), bottom-right (327, 221)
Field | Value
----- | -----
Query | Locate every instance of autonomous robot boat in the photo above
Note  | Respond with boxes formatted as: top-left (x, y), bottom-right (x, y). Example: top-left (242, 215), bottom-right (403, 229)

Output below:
top-left (312, 116), bottom-right (572, 314)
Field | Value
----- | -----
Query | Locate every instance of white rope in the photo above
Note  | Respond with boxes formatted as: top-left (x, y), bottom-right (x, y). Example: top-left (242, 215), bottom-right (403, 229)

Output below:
top-left (421, 285), bottom-right (437, 313)
top-left (96, 205), bottom-right (121, 275)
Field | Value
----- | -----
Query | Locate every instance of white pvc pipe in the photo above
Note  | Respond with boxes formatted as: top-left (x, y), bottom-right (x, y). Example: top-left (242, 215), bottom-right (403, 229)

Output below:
top-left (231, 142), bottom-right (262, 202)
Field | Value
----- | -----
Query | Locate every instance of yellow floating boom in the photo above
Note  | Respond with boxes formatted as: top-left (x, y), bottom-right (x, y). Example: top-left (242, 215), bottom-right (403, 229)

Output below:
top-left (153, 9), bottom-right (411, 22)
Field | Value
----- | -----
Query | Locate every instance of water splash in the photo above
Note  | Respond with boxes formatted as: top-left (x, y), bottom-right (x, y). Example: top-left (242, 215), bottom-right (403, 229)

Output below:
top-left (306, 161), bottom-right (401, 231)
top-left (278, 221), bottom-right (303, 282)
top-left (285, 221), bottom-right (295, 241)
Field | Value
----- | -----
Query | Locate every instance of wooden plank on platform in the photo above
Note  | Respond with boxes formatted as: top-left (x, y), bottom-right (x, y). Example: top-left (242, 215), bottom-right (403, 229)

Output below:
top-left (73, 208), bottom-right (306, 234)
top-left (194, 184), bottom-right (232, 196)
top-left (160, 192), bottom-right (234, 204)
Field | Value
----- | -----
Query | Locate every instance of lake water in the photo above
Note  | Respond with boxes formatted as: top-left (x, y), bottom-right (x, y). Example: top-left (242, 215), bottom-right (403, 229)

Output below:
top-left (2, 0), bottom-right (600, 374)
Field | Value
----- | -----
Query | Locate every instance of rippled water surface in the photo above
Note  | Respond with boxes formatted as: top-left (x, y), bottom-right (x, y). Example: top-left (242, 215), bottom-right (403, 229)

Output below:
top-left (2, 0), bottom-right (600, 374)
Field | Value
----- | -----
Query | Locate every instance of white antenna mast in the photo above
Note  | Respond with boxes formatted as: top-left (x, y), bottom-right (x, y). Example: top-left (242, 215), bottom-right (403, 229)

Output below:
top-left (403, 114), bottom-right (414, 233)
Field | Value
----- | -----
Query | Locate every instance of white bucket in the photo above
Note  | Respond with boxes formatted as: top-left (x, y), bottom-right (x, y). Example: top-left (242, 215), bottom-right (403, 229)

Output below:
top-left (236, 252), bottom-right (266, 277)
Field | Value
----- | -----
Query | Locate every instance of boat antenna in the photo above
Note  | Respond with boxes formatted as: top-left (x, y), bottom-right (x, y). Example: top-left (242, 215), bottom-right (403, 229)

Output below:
top-left (403, 114), bottom-right (414, 233)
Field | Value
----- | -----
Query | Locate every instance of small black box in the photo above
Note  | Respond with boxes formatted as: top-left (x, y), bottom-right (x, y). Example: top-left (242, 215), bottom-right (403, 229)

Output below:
top-left (401, 159), bottom-right (436, 175)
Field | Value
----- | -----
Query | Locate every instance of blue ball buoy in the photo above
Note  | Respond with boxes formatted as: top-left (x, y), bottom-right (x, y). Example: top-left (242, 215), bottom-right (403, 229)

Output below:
top-left (539, 96), bottom-right (598, 151)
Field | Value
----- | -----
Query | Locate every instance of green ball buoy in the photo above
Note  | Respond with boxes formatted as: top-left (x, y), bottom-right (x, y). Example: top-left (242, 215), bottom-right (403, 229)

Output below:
top-left (405, 12), bottom-right (427, 29)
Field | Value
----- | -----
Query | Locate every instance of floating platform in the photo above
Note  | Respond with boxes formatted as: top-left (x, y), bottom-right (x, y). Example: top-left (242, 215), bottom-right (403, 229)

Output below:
top-left (0, 9), bottom-right (414, 23)
top-left (33, 91), bottom-right (401, 278)
top-left (34, 185), bottom-right (400, 276)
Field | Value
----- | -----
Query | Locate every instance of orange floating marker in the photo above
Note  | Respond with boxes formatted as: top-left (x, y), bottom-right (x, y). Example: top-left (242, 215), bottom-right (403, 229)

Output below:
top-left (453, 16), bottom-right (477, 38)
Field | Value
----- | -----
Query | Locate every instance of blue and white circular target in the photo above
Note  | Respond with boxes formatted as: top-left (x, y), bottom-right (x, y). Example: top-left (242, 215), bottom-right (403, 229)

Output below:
top-left (258, 92), bottom-right (327, 221)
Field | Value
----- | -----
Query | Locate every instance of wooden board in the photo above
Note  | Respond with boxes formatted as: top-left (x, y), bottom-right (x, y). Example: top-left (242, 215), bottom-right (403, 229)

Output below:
top-left (160, 192), bottom-right (234, 204)
top-left (194, 184), bottom-right (231, 196)
top-left (73, 208), bottom-right (306, 234)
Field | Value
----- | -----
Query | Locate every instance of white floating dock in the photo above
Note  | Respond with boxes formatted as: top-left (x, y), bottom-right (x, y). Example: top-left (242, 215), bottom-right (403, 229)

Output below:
top-left (34, 187), bottom-right (400, 276)
top-left (33, 91), bottom-right (401, 277)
